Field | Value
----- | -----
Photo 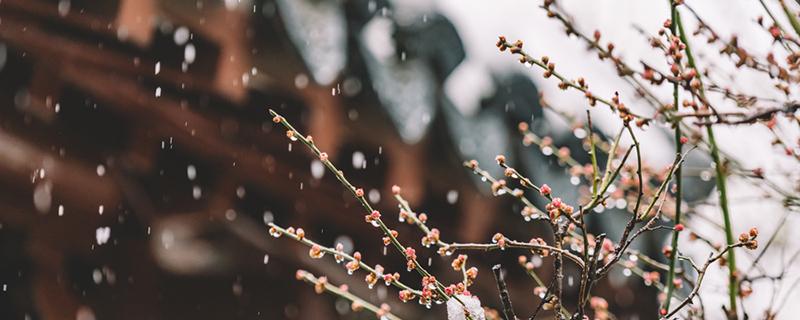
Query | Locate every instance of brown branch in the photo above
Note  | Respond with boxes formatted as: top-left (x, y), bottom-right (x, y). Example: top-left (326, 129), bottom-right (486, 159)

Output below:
top-left (665, 242), bottom-right (750, 318)
top-left (492, 265), bottom-right (519, 320)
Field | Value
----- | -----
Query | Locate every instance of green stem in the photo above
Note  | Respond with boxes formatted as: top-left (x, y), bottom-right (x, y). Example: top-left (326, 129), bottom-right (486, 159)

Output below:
top-left (663, 1), bottom-right (683, 313)
top-left (587, 111), bottom-right (600, 197)
top-left (706, 126), bottom-right (738, 317)
top-left (675, 9), bottom-right (738, 318)
top-left (664, 125), bottom-right (684, 312)
top-left (779, 0), bottom-right (800, 38)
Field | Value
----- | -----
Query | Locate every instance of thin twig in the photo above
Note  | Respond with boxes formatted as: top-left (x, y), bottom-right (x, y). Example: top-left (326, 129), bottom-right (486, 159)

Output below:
top-left (665, 242), bottom-right (750, 318)
top-left (296, 270), bottom-right (402, 320)
top-left (492, 265), bottom-right (519, 320)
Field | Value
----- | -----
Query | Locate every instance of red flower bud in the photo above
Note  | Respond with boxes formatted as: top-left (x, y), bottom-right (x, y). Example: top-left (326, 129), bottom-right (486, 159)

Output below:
top-left (540, 184), bottom-right (552, 196)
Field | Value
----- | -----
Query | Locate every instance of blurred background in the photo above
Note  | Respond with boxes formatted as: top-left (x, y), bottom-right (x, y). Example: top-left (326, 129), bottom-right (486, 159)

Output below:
top-left (0, 0), bottom-right (797, 319)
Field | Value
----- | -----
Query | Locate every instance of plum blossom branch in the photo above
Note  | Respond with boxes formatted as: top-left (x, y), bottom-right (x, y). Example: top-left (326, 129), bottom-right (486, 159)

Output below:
top-left (268, 223), bottom-right (422, 295)
top-left (665, 231), bottom-right (759, 318)
top-left (268, 110), bottom-right (476, 318)
top-left (295, 270), bottom-right (402, 320)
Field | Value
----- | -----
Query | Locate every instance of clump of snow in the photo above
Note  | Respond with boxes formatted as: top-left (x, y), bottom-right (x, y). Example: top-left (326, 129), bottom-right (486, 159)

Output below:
top-left (446, 295), bottom-right (486, 320)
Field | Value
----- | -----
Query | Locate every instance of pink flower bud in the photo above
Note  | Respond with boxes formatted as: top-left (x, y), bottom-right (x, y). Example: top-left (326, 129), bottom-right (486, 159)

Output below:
top-left (540, 184), bottom-right (552, 196)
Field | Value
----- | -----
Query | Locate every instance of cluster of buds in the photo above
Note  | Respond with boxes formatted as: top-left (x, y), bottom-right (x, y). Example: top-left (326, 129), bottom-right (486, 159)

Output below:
top-left (585, 90), bottom-right (597, 106)
top-left (510, 40), bottom-right (523, 54)
top-left (420, 277), bottom-right (443, 306)
top-left (268, 226), bottom-right (282, 238)
top-left (544, 60), bottom-right (556, 79)
top-left (529, 238), bottom-right (550, 256)
top-left (641, 65), bottom-right (662, 84)
top-left (496, 36), bottom-right (508, 51)
top-left (492, 233), bottom-right (507, 249)
top-left (405, 247), bottom-right (417, 271)
top-left (383, 272), bottom-right (400, 286)
top-left (296, 270), bottom-right (337, 296)
top-left (444, 283), bottom-right (470, 296)
top-left (539, 184), bottom-right (552, 196)
top-left (309, 244), bottom-right (325, 259)
top-left (383, 229), bottom-right (399, 246)
top-left (418, 287), bottom-right (434, 306)
top-left (345, 251), bottom-right (362, 274)
top-left (437, 245), bottom-right (456, 257)
top-left (398, 209), bottom-right (410, 223)
top-left (490, 179), bottom-right (507, 195)
top-left (495, 36), bottom-right (524, 55)
top-left (295, 269), bottom-right (307, 280)
top-left (467, 159), bottom-right (479, 170)
top-left (495, 154), bottom-right (506, 166)
top-left (375, 304), bottom-right (392, 318)
top-left (398, 289), bottom-right (416, 303)
top-left (545, 197), bottom-right (574, 220)
top-left (422, 276), bottom-right (438, 290)
top-left (576, 77), bottom-right (587, 89)
top-left (642, 271), bottom-right (661, 286)
top-left (334, 243), bottom-right (345, 263)
top-left (611, 93), bottom-right (634, 122)
top-left (738, 227), bottom-right (759, 250)
top-left (665, 32), bottom-right (686, 60)
top-left (365, 210), bottom-right (381, 227)
top-left (465, 267), bottom-right (478, 285)
top-left (286, 227), bottom-right (295, 235)
top-left (681, 98), bottom-right (700, 110)
top-left (314, 276), bottom-right (328, 294)
top-left (421, 228), bottom-right (440, 247)
top-left (521, 206), bottom-right (538, 221)
top-left (365, 265), bottom-right (383, 288)
top-left (451, 254), bottom-right (468, 271)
